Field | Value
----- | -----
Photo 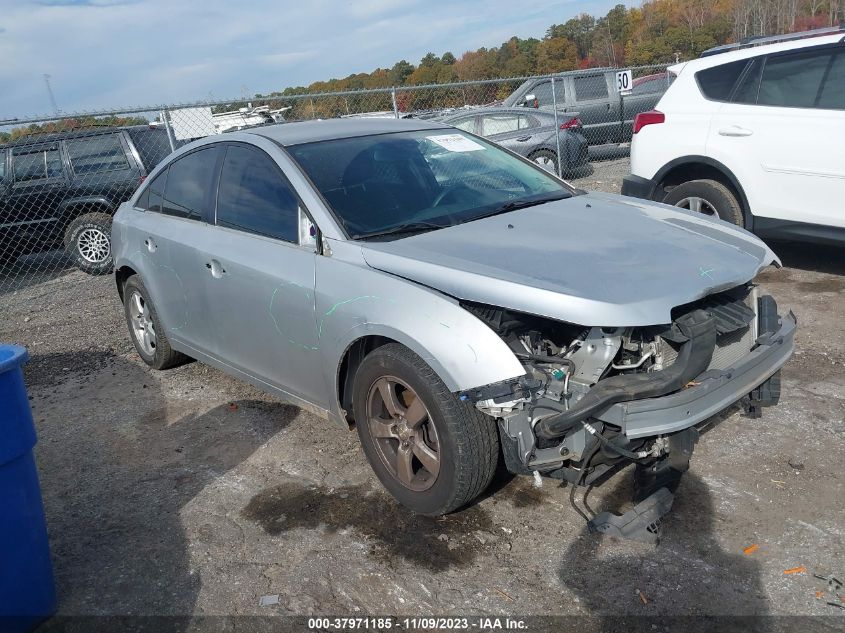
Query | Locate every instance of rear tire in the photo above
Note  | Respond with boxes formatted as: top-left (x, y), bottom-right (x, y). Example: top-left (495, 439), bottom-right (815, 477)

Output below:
top-left (662, 179), bottom-right (744, 227)
top-left (529, 149), bottom-right (559, 175)
top-left (122, 275), bottom-right (189, 370)
top-left (352, 343), bottom-right (499, 516)
top-left (64, 212), bottom-right (114, 275)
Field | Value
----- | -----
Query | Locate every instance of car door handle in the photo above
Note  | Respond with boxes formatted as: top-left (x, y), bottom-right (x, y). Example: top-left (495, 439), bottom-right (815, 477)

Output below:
top-left (516, 135), bottom-right (532, 142)
top-left (718, 125), bottom-right (753, 137)
top-left (206, 260), bottom-right (226, 278)
top-left (144, 238), bottom-right (157, 253)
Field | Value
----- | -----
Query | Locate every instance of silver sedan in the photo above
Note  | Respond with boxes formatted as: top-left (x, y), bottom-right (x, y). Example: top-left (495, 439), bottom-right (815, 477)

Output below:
top-left (113, 119), bottom-right (793, 522)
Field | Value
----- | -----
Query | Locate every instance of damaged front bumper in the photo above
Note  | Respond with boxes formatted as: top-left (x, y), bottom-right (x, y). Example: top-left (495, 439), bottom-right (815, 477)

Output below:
top-left (596, 310), bottom-right (796, 439)
top-left (490, 307), bottom-right (796, 472)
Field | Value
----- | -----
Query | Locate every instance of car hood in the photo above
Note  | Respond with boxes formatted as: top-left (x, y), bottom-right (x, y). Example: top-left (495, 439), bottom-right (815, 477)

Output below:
top-left (360, 192), bottom-right (779, 327)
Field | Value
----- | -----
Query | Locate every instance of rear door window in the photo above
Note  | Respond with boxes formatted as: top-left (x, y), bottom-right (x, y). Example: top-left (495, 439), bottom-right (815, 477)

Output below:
top-left (523, 113), bottom-right (544, 128)
top-left (758, 48), bottom-right (834, 108)
top-left (65, 134), bottom-right (131, 175)
top-left (731, 58), bottom-right (764, 104)
top-left (573, 75), bottom-right (608, 101)
top-left (137, 168), bottom-right (167, 212)
top-left (480, 114), bottom-right (526, 136)
top-left (161, 147), bottom-right (220, 220)
top-left (216, 144), bottom-right (299, 243)
top-left (818, 51), bottom-right (845, 110)
top-left (696, 59), bottom-right (748, 101)
top-left (12, 147), bottom-right (64, 182)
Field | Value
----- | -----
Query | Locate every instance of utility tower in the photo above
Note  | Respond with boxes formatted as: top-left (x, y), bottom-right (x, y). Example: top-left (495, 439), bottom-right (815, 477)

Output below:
top-left (43, 74), bottom-right (60, 115)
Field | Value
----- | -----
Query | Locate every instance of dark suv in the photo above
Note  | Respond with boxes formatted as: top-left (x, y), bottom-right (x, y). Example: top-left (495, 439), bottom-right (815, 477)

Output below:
top-left (0, 126), bottom-right (173, 274)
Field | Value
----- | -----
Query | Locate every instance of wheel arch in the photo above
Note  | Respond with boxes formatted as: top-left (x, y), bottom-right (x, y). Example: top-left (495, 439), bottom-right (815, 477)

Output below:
top-left (336, 334), bottom-right (399, 428)
top-left (59, 196), bottom-right (115, 225)
top-left (332, 312), bottom-right (523, 429)
top-left (115, 265), bottom-right (138, 303)
top-left (652, 156), bottom-right (753, 229)
top-left (527, 146), bottom-right (557, 159)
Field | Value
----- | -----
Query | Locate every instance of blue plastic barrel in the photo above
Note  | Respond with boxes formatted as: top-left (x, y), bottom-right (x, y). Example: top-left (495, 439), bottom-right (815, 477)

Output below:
top-left (0, 345), bottom-right (56, 632)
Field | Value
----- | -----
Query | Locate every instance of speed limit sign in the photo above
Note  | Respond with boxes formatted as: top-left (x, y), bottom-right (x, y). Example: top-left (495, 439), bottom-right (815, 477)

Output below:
top-left (616, 69), bottom-right (633, 93)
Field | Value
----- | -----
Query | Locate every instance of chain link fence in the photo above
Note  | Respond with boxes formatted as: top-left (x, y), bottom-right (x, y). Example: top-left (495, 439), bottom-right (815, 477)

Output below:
top-left (0, 64), bottom-right (670, 303)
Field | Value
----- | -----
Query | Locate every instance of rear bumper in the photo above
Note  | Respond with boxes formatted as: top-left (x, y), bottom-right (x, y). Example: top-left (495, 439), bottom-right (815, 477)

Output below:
top-left (561, 132), bottom-right (590, 170)
top-left (595, 311), bottom-right (796, 439)
top-left (621, 174), bottom-right (656, 200)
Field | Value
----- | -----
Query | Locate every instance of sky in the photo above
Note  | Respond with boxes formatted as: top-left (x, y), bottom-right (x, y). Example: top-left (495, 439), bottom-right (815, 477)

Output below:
top-left (0, 0), bottom-right (626, 119)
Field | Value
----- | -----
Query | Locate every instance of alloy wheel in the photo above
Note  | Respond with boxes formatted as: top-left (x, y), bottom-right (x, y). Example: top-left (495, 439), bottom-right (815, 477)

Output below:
top-left (128, 290), bottom-right (157, 356)
top-left (366, 376), bottom-right (440, 491)
top-left (533, 155), bottom-right (556, 172)
top-left (76, 228), bottom-right (111, 263)
top-left (675, 196), bottom-right (718, 217)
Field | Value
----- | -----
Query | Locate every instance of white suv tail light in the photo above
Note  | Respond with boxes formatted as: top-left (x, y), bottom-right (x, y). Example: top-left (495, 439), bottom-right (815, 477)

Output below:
top-left (633, 110), bottom-right (665, 134)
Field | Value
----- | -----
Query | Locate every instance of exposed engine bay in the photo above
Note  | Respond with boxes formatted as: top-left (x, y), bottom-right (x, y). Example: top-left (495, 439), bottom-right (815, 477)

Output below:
top-left (459, 283), bottom-right (789, 540)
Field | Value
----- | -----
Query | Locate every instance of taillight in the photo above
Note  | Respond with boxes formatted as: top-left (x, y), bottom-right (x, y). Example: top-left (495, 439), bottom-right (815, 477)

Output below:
top-left (560, 116), bottom-right (581, 130)
top-left (633, 110), bottom-right (665, 134)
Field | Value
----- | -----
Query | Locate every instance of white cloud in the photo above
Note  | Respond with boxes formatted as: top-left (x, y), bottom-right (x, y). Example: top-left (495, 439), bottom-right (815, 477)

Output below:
top-left (258, 51), bottom-right (318, 68)
top-left (0, 0), bottom-right (621, 117)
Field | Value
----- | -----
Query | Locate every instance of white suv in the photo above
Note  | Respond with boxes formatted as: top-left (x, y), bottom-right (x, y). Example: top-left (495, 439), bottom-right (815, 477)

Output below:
top-left (622, 27), bottom-right (845, 244)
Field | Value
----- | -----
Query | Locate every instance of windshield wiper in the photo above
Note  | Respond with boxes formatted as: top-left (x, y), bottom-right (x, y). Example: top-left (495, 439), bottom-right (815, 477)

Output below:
top-left (473, 192), bottom-right (571, 220)
top-left (351, 220), bottom-right (448, 240)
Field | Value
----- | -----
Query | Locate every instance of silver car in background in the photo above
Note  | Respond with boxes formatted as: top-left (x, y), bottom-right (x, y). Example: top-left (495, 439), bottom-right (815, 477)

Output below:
top-left (112, 119), bottom-right (793, 529)
top-left (435, 107), bottom-right (588, 175)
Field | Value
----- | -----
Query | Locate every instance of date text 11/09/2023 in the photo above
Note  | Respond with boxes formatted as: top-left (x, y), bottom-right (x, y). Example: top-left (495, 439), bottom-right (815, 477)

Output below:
top-left (307, 617), bottom-right (529, 630)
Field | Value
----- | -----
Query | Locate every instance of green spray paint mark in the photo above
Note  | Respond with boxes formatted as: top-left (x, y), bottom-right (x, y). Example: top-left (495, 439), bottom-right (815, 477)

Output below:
top-left (317, 295), bottom-right (382, 338)
top-left (268, 283), bottom-right (320, 351)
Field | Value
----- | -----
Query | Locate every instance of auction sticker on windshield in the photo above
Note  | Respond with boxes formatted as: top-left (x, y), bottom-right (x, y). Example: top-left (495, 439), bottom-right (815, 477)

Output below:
top-left (427, 134), bottom-right (485, 152)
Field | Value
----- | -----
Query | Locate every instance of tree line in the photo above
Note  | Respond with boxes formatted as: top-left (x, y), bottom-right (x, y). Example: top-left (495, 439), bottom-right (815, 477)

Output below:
top-left (4, 0), bottom-right (844, 137)
top-left (0, 116), bottom-right (148, 144)
top-left (236, 0), bottom-right (845, 119)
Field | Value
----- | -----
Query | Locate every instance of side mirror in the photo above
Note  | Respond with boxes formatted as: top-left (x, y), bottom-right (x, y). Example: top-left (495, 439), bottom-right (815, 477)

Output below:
top-left (523, 94), bottom-right (537, 108)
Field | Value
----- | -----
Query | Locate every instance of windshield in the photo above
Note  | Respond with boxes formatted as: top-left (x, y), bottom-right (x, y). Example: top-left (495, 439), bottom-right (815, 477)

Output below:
top-left (502, 79), bottom-right (533, 107)
top-left (287, 129), bottom-right (571, 239)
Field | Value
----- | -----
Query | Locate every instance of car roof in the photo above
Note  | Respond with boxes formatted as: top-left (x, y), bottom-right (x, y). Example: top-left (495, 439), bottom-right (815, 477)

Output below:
top-left (673, 32), bottom-right (844, 74)
top-left (244, 118), bottom-right (451, 146)
top-left (0, 124), bottom-right (160, 150)
top-left (437, 106), bottom-right (555, 121)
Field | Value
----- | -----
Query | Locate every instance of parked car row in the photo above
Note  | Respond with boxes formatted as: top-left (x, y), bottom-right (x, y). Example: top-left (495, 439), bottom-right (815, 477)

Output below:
top-left (5, 24), bottom-right (842, 292)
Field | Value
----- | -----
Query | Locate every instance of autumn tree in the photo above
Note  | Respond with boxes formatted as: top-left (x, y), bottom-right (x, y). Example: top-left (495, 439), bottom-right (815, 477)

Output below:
top-left (535, 37), bottom-right (579, 74)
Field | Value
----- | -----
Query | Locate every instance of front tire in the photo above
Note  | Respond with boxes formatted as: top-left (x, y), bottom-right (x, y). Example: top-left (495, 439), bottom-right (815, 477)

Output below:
top-left (662, 179), bottom-right (744, 227)
top-left (122, 275), bottom-right (188, 370)
top-left (352, 344), bottom-right (499, 516)
top-left (64, 212), bottom-right (114, 275)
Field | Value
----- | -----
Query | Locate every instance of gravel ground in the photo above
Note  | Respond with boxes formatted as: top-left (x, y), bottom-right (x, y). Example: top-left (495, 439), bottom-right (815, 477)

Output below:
top-left (1, 158), bottom-right (843, 627)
